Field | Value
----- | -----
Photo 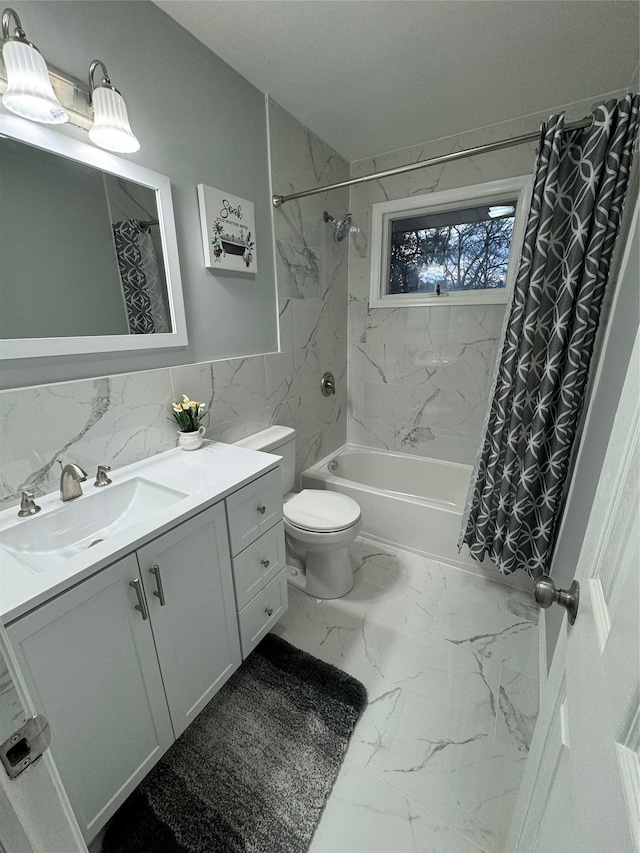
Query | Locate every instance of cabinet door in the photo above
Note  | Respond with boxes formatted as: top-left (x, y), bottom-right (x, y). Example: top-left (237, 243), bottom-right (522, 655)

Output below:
top-left (225, 469), bottom-right (283, 555)
top-left (6, 554), bottom-right (173, 843)
top-left (137, 504), bottom-right (241, 739)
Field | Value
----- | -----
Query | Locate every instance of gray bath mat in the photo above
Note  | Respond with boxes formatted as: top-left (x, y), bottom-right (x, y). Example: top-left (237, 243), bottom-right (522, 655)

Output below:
top-left (102, 633), bottom-right (367, 853)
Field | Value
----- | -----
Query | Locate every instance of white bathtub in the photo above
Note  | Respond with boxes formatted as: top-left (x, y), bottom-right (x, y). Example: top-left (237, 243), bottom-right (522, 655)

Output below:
top-left (302, 444), bottom-right (533, 592)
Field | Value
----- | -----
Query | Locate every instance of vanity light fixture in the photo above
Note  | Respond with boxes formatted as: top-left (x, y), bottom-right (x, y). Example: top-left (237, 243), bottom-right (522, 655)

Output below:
top-left (1, 7), bottom-right (69, 124)
top-left (88, 59), bottom-right (139, 153)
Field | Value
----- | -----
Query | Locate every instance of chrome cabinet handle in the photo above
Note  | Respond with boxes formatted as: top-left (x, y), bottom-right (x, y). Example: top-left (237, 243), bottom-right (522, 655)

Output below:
top-left (129, 579), bottom-right (149, 621)
top-left (149, 564), bottom-right (166, 606)
top-left (261, 559), bottom-right (270, 568)
top-left (257, 505), bottom-right (266, 515)
top-left (265, 607), bottom-right (274, 617)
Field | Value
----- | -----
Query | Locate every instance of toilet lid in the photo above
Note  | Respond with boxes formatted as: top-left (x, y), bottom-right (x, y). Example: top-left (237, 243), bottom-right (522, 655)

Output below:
top-left (284, 490), bottom-right (360, 532)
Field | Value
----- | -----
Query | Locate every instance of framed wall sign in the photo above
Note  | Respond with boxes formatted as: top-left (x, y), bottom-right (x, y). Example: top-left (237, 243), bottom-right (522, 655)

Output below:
top-left (197, 184), bottom-right (257, 273)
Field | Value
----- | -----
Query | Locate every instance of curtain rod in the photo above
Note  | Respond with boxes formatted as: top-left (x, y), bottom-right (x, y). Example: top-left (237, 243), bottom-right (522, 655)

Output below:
top-left (272, 116), bottom-right (592, 208)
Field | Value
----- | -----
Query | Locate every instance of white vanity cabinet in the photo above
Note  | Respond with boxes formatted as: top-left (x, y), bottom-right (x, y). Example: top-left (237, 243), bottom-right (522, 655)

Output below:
top-left (226, 470), bottom-right (288, 658)
top-left (2, 449), bottom-right (289, 844)
top-left (6, 502), bottom-right (241, 842)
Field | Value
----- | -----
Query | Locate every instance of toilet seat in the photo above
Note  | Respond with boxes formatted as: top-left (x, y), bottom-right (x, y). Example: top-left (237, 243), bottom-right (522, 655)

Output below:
top-left (284, 490), bottom-right (361, 533)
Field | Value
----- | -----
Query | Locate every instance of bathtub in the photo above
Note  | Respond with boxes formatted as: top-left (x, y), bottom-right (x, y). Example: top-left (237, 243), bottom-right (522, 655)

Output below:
top-left (302, 444), bottom-right (532, 592)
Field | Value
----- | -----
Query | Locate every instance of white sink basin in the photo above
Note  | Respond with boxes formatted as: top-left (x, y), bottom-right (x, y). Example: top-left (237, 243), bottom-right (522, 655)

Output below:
top-left (2, 478), bottom-right (188, 573)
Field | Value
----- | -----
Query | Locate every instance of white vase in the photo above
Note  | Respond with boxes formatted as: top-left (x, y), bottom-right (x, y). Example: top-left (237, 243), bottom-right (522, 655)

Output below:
top-left (177, 426), bottom-right (205, 451)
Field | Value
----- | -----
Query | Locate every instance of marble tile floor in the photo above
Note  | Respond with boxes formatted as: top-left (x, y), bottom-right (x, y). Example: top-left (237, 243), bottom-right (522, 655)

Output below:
top-left (272, 537), bottom-right (540, 853)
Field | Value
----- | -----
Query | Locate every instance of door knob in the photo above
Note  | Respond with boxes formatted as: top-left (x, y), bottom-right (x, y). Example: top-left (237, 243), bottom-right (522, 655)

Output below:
top-left (533, 576), bottom-right (580, 625)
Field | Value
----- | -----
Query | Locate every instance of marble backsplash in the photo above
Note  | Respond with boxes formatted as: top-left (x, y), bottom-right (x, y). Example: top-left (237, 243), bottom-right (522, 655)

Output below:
top-left (346, 89), bottom-right (628, 465)
top-left (0, 99), bottom-right (350, 505)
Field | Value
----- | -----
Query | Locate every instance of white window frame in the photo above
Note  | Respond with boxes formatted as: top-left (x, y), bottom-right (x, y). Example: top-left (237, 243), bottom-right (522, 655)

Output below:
top-left (369, 175), bottom-right (533, 308)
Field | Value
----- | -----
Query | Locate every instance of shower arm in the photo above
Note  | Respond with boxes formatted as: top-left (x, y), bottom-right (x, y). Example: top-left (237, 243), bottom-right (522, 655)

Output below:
top-left (271, 116), bottom-right (592, 208)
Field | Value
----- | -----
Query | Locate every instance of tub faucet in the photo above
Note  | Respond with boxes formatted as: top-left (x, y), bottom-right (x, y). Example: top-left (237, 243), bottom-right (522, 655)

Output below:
top-left (58, 459), bottom-right (88, 501)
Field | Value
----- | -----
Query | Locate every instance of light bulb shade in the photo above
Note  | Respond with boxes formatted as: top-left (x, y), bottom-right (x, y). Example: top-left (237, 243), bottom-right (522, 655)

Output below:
top-left (88, 85), bottom-right (140, 153)
top-left (2, 39), bottom-right (68, 123)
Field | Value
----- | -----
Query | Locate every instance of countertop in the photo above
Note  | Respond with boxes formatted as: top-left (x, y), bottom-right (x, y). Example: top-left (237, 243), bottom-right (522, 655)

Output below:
top-left (0, 441), bottom-right (279, 624)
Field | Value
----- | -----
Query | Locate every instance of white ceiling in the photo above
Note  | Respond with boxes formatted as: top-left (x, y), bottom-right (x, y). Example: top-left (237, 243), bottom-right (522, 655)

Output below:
top-left (155, 1), bottom-right (639, 162)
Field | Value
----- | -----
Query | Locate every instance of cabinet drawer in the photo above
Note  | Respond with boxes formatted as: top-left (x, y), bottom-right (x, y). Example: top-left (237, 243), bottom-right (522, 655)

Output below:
top-left (238, 567), bottom-right (288, 658)
top-left (232, 521), bottom-right (285, 610)
top-left (226, 469), bottom-right (283, 555)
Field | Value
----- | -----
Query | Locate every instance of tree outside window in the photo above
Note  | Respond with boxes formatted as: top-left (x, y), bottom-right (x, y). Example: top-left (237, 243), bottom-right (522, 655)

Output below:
top-left (388, 203), bottom-right (515, 295)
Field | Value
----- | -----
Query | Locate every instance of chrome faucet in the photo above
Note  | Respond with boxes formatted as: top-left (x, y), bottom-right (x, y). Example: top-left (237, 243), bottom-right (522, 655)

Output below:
top-left (58, 460), bottom-right (88, 502)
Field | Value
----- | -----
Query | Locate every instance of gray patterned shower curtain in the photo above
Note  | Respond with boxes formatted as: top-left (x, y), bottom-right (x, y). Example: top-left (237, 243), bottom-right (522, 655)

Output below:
top-left (459, 94), bottom-right (639, 579)
top-left (112, 220), bottom-right (170, 334)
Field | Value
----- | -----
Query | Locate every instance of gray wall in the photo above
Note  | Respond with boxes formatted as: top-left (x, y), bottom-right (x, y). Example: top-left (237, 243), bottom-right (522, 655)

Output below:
top-left (1, 0), bottom-right (277, 390)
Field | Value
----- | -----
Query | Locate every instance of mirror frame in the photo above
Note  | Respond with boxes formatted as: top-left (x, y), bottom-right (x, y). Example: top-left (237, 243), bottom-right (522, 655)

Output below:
top-left (0, 113), bottom-right (188, 358)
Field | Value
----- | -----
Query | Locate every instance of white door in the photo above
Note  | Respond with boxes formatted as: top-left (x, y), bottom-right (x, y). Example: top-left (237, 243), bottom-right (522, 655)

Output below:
top-left (506, 327), bottom-right (639, 852)
top-left (0, 621), bottom-right (86, 853)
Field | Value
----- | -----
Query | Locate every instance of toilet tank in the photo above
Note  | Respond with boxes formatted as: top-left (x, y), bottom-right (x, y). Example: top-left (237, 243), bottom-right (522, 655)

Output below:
top-left (234, 426), bottom-right (296, 493)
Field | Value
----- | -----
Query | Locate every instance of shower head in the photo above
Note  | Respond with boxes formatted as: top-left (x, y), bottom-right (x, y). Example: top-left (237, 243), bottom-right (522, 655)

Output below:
top-left (323, 210), bottom-right (353, 243)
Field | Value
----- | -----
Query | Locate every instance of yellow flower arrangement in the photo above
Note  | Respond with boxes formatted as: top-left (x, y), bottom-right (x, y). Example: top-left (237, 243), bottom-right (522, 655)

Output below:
top-left (170, 395), bottom-right (207, 432)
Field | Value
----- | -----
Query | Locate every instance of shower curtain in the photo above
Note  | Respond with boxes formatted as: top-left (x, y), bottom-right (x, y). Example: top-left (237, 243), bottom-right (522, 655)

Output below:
top-left (112, 220), bottom-right (170, 334)
top-left (459, 94), bottom-right (639, 579)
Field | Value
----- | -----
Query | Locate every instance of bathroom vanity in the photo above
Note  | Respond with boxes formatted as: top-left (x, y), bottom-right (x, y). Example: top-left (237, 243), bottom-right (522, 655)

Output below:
top-left (0, 442), bottom-right (287, 842)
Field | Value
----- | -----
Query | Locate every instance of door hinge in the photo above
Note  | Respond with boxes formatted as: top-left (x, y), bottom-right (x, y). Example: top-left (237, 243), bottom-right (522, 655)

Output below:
top-left (0, 714), bottom-right (51, 779)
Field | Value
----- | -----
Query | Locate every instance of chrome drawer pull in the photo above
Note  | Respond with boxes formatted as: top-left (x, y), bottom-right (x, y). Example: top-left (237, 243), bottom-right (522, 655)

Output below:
top-left (261, 559), bottom-right (270, 568)
top-left (265, 607), bottom-right (274, 617)
top-left (129, 579), bottom-right (149, 621)
top-left (257, 505), bottom-right (266, 515)
top-left (149, 564), bottom-right (166, 606)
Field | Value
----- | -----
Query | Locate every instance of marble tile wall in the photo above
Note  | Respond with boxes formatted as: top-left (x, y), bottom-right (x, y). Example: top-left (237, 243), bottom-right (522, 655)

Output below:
top-left (347, 89), bottom-right (629, 465)
top-left (0, 99), bottom-right (350, 504)
top-left (269, 98), bottom-right (350, 475)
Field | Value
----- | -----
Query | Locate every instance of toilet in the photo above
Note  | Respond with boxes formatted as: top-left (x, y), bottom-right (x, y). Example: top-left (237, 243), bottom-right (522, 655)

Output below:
top-left (235, 426), bottom-right (361, 599)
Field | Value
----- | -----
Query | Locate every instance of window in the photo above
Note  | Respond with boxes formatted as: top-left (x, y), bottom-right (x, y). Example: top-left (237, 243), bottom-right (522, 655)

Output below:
top-left (370, 176), bottom-right (532, 307)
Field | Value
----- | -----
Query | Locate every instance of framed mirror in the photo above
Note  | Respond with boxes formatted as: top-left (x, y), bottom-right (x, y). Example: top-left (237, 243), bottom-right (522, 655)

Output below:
top-left (0, 113), bottom-right (188, 359)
